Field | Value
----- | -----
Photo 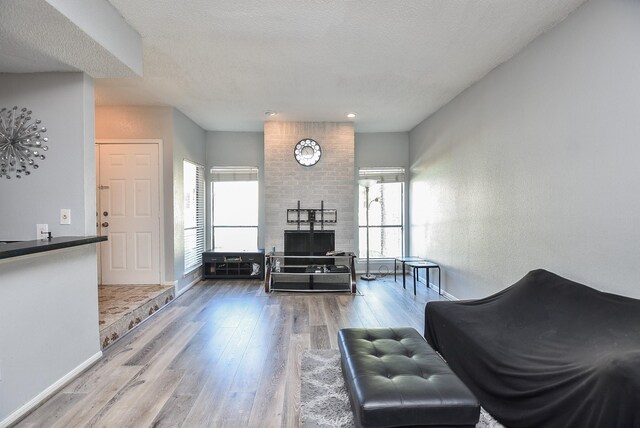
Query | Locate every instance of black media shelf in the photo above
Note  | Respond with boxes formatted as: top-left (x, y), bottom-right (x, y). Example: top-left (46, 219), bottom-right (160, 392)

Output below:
top-left (202, 249), bottom-right (265, 280)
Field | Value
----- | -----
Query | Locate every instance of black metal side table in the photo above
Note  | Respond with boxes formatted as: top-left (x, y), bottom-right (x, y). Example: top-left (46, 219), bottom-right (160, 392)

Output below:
top-left (394, 256), bottom-right (425, 287)
top-left (405, 261), bottom-right (441, 295)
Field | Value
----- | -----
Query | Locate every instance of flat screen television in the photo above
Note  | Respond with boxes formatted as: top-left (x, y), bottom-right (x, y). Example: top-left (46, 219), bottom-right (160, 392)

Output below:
top-left (284, 230), bottom-right (335, 266)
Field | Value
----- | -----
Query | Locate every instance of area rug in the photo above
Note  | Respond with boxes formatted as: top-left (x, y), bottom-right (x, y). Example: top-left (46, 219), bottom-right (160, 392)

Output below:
top-left (300, 349), bottom-right (504, 428)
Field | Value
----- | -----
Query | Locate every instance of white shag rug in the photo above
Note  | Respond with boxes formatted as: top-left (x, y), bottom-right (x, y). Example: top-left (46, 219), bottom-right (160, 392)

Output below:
top-left (300, 349), bottom-right (504, 428)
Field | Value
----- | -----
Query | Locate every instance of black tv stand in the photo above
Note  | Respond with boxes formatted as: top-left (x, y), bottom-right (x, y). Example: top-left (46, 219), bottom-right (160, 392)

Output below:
top-left (202, 249), bottom-right (265, 280)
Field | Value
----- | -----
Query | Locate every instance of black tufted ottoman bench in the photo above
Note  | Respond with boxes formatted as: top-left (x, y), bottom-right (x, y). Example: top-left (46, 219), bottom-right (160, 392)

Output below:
top-left (338, 327), bottom-right (479, 428)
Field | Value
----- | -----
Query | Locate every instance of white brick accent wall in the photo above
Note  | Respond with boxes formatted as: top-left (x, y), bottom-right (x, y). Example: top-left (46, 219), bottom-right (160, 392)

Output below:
top-left (264, 122), bottom-right (355, 253)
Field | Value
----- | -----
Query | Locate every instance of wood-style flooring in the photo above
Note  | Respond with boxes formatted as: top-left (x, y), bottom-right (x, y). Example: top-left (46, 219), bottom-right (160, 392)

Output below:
top-left (16, 275), bottom-right (446, 428)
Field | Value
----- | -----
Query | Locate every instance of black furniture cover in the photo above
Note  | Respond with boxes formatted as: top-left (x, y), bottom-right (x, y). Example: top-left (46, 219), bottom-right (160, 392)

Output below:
top-left (424, 269), bottom-right (640, 428)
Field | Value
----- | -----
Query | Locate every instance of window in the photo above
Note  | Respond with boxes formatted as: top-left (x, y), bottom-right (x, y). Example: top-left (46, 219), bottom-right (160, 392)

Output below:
top-left (184, 160), bottom-right (205, 272)
top-left (211, 166), bottom-right (259, 251)
top-left (358, 167), bottom-right (405, 259)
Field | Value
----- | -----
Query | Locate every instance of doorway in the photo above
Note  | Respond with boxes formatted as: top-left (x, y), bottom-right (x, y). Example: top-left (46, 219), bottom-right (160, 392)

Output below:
top-left (95, 140), bottom-right (169, 348)
top-left (96, 141), bottom-right (162, 285)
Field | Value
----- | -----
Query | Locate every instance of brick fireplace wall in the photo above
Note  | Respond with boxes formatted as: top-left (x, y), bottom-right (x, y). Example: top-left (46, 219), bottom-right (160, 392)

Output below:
top-left (264, 122), bottom-right (355, 253)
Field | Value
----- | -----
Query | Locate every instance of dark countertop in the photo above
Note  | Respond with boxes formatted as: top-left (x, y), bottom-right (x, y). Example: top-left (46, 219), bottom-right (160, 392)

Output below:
top-left (0, 236), bottom-right (107, 260)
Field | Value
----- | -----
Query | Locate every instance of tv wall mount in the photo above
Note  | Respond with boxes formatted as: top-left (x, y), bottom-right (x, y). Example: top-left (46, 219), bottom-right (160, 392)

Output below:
top-left (287, 201), bottom-right (337, 230)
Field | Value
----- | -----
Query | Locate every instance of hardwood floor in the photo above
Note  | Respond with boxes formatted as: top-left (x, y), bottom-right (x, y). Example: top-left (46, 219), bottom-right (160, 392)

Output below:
top-left (16, 275), bottom-right (446, 428)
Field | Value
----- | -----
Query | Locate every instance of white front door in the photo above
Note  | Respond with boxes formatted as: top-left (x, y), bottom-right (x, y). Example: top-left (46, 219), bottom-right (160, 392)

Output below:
top-left (97, 143), bottom-right (160, 285)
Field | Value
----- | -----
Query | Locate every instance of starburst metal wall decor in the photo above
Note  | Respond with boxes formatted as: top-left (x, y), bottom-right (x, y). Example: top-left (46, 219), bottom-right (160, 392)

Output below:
top-left (0, 106), bottom-right (49, 179)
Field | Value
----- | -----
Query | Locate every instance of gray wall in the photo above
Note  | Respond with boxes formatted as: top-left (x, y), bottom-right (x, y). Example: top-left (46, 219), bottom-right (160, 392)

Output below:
top-left (82, 74), bottom-right (96, 235)
top-left (409, 0), bottom-right (640, 299)
top-left (355, 132), bottom-right (409, 168)
top-left (355, 132), bottom-right (410, 272)
top-left (0, 72), bottom-right (95, 240)
top-left (0, 247), bottom-right (101, 425)
top-left (172, 109), bottom-right (207, 292)
top-left (0, 72), bottom-right (99, 424)
top-left (205, 131), bottom-right (265, 249)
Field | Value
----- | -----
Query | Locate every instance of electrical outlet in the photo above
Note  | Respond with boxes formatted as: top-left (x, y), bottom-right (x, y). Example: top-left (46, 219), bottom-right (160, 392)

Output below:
top-left (60, 209), bottom-right (71, 225)
top-left (37, 223), bottom-right (48, 240)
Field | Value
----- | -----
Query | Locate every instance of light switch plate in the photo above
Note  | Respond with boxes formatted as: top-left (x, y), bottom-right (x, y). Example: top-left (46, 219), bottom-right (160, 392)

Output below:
top-left (60, 209), bottom-right (71, 225)
top-left (37, 223), bottom-right (48, 240)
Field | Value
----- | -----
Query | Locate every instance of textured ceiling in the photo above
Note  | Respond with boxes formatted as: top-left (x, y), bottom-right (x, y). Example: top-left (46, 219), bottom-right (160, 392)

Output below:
top-left (2, 0), bottom-right (588, 132)
top-left (0, 0), bottom-right (140, 78)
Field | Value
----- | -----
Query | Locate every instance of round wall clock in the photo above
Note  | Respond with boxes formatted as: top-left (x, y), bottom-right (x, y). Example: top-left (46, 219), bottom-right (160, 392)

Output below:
top-left (294, 138), bottom-right (321, 167)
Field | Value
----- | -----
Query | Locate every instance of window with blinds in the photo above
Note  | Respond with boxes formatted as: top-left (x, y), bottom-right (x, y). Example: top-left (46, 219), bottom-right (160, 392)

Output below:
top-left (358, 167), bottom-right (405, 183)
top-left (358, 167), bottom-right (405, 258)
top-left (211, 166), bottom-right (259, 251)
top-left (184, 160), bottom-right (205, 272)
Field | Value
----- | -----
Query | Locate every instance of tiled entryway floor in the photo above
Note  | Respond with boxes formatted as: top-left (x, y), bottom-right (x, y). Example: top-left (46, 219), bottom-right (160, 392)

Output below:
top-left (98, 284), bottom-right (174, 349)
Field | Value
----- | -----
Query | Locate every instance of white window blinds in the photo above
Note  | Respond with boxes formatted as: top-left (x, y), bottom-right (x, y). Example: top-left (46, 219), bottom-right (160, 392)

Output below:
top-left (210, 166), bottom-right (259, 182)
top-left (184, 160), bottom-right (205, 272)
top-left (358, 167), bottom-right (405, 183)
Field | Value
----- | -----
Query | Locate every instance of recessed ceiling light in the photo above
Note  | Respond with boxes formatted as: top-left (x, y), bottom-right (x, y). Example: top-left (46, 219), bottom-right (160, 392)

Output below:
top-left (347, 113), bottom-right (356, 118)
top-left (265, 111), bottom-right (278, 117)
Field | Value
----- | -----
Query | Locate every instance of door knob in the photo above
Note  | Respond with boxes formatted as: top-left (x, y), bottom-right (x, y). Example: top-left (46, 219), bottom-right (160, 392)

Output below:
top-left (102, 222), bottom-right (109, 227)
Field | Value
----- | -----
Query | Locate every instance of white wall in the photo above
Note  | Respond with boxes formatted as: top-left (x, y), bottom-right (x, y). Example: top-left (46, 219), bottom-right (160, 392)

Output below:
top-left (0, 72), bottom-right (95, 240)
top-left (409, 0), bottom-right (640, 299)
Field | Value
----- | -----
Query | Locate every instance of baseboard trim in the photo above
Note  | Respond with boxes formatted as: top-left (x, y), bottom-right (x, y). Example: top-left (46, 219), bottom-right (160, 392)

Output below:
top-left (176, 275), bottom-right (201, 298)
top-left (1, 351), bottom-right (103, 428)
top-left (414, 274), bottom-right (456, 301)
top-left (439, 289), bottom-right (457, 300)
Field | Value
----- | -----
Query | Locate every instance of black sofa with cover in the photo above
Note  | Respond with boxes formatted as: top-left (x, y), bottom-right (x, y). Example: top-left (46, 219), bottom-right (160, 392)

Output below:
top-left (424, 269), bottom-right (640, 428)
